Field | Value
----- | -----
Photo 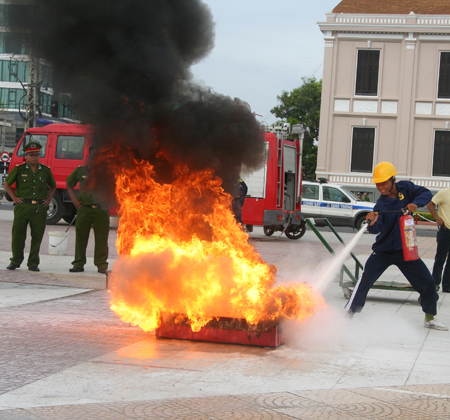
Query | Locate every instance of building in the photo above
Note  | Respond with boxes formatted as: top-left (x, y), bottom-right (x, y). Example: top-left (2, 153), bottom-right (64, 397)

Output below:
top-left (317, 0), bottom-right (450, 200)
top-left (0, 0), bottom-right (77, 153)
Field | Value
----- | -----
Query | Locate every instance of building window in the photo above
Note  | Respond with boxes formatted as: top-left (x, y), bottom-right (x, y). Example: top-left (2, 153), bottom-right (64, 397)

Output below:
top-left (4, 33), bottom-right (22, 55)
top-left (8, 89), bottom-right (16, 108)
top-left (433, 131), bottom-right (450, 176)
top-left (438, 52), bottom-right (450, 99)
top-left (351, 127), bottom-right (375, 173)
top-left (355, 50), bottom-right (380, 96)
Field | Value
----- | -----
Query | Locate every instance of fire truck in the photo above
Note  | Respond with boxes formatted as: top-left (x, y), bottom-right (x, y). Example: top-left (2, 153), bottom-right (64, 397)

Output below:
top-left (242, 123), bottom-right (307, 239)
top-left (5, 122), bottom-right (307, 236)
top-left (5, 123), bottom-right (94, 224)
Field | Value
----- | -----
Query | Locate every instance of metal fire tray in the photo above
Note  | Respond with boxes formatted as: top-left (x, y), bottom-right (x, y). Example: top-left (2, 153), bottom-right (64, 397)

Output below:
top-left (155, 313), bottom-right (284, 348)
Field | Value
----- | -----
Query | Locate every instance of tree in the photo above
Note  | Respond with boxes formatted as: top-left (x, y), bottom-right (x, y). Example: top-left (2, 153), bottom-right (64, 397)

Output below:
top-left (271, 77), bottom-right (322, 180)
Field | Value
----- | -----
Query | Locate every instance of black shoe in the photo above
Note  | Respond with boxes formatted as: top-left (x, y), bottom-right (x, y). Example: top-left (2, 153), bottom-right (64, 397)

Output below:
top-left (28, 266), bottom-right (40, 272)
top-left (69, 267), bottom-right (84, 273)
top-left (7, 263), bottom-right (18, 270)
top-left (97, 268), bottom-right (108, 274)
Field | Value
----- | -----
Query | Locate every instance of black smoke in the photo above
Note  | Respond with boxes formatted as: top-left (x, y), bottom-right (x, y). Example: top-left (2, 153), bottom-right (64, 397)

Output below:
top-left (32, 0), bottom-right (265, 197)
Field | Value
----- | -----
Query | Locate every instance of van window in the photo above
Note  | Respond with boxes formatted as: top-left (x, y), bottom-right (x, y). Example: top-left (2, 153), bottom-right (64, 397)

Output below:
top-left (303, 184), bottom-right (319, 200)
top-left (323, 186), bottom-right (348, 202)
top-left (17, 134), bottom-right (48, 158)
top-left (56, 135), bottom-right (85, 160)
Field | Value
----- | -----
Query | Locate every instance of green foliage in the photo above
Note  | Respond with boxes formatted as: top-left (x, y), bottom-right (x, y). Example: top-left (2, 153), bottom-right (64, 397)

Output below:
top-left (270, 77), bottom-right (322, 180)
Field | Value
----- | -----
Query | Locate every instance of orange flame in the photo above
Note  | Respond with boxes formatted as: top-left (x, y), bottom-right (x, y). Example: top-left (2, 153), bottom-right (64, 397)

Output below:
top-left (104, 146), bottom-right (325, 332)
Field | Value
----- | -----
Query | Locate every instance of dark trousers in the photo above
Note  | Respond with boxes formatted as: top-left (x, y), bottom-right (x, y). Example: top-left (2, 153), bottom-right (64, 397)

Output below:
top-left (432, 227), bottom-right (450, 291)
top-left (11, 203), bottom-right (47, 267)
top-left (72, 206), bottom-right (110, 269)
top-left (345, 250), bottom-right (437, 316)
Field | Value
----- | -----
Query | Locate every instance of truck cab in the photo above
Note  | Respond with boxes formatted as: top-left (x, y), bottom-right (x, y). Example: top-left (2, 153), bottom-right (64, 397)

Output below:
top-left (6, 123), bottom-right (93, 224)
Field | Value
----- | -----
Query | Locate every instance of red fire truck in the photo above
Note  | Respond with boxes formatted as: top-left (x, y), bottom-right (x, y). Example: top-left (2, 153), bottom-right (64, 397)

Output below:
top-left (242, 124), bottom-right (307, 240)
top-left (5, 123), bottom-right (94, 224)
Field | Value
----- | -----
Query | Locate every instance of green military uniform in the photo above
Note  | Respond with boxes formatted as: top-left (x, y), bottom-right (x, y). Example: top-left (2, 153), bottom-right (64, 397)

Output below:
top-left (66, 166), bottom-right (109, 270)
top-left (6, 161), bottom-right (56, 268)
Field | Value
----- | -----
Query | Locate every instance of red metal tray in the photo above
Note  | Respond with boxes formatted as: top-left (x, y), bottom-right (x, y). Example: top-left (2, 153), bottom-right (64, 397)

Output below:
top-left (155, 314), bottom-right (284, 348)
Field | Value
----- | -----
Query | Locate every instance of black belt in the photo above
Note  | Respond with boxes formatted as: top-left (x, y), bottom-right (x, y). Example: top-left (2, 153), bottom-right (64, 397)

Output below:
top-left (21, 199), bottom-right (44, 205)
top-left (83, 204), bottom-right (101, 209)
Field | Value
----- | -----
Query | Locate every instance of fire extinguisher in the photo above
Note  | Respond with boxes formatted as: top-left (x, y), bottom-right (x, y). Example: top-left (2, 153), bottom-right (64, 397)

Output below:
top-left (399, 209), bottom-right (419, 261)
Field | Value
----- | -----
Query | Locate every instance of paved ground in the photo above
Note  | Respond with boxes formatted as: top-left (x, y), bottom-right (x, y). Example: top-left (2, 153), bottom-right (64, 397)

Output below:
top-left (0, 198), bottom-right (449, 419)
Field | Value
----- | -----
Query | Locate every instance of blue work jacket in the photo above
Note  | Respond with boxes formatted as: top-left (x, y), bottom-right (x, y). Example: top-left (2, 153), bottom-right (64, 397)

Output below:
top-left (368, 181), bottom-right (432, 252)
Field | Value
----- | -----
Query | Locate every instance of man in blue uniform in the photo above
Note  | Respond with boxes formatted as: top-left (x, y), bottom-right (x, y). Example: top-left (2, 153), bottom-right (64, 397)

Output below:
top-left (345, 162), bottom-right (447, 330)
top-left (4, 142), bottom-right (56, 271)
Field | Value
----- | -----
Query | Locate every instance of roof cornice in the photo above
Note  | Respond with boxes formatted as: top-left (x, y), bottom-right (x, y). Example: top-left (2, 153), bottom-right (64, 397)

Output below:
top-left (318, 12), bottom-right (450, 34)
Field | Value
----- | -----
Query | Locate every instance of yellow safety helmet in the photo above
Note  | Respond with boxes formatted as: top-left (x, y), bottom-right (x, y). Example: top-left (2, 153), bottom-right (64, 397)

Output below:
top-left (372, 162), bottom-right (397, 183)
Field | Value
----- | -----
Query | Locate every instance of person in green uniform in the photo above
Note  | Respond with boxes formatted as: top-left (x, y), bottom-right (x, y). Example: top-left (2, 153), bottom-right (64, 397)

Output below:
top-left (4, 142), bottom-right (56, 272)
top-left (66, 147), bottom-right (109, 274)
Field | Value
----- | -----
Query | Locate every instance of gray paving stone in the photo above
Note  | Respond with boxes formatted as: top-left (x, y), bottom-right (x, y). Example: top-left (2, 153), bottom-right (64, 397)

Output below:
top-left (0, 210), bottom-right (449, 419)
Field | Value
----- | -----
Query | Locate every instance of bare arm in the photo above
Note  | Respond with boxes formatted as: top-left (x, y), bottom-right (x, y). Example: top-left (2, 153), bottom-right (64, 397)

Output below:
top-left (427, 201), bottom-right (444, 227)
top-left (366, 211), bottom-right (379, 226)
top-left (66, 182), bottom-right (82, 209)
top-left (43, 186), bottom-right (57, 207)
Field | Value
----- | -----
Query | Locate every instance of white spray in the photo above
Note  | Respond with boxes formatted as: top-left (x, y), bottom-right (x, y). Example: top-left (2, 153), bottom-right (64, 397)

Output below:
top-left (281, 223), bottom-right (421, 350)
top-left (313, 224), bottom-right (368, 294)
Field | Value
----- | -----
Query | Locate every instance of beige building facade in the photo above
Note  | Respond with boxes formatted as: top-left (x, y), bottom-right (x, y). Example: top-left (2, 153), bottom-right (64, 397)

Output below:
top-left (317, 0), bottom-right (450, 198)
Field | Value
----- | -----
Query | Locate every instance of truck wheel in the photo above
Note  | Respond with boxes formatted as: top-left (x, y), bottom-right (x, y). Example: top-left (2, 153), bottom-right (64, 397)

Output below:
top-left (356, 215), bottom-right (368, 230)
top-left (285, 220), bottom-right (306, 240)
top-left (62, 213), bottom-right (77, 225)
top-left (62, 204), bottom-right (77, 224)
top-left (46, 196), bottom-right (63, 225)
top-left (263, 227), bottom-right (275, 236)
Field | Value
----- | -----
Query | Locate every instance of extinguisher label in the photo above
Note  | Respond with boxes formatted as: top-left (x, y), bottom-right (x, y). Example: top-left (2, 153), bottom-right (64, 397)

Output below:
top-left (404, 219), bottom-right (414, 226)
top-left (404, 226), bottom-right (417, 247)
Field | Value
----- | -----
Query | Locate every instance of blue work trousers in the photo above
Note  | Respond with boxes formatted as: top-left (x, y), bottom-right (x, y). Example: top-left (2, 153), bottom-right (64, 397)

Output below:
top-left (346, 250), bottom-right (437, 315)
top-left (432, 227), bottom-right (450, 291)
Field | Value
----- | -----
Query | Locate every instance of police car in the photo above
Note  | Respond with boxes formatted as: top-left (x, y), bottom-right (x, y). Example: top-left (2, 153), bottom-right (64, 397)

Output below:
top-left (301, 180), bottom-right (375, 229)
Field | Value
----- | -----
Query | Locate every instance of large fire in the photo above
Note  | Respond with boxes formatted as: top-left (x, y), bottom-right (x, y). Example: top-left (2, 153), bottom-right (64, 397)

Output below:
top-left (103, 146), bottom-right (325, 332)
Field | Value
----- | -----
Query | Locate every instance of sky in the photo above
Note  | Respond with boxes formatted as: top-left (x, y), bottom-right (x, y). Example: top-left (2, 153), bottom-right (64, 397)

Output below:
top-left (191, 0), bottom-right (340, 125)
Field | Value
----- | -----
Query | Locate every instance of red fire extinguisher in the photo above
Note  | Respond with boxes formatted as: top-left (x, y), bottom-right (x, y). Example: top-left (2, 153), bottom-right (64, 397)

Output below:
top-left (399, 210), bottom-right (419, 261)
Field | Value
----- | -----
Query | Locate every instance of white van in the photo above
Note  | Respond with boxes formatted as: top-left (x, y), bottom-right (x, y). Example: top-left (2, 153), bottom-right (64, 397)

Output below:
top-left (301, 180), bottom-right (375, 229)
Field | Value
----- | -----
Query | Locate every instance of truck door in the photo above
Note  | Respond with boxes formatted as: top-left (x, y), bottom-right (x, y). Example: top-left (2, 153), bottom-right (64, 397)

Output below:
top-left (51, 134), bottom-right (88, 189)
top-left (283, 145), bottom-right (296, 211)
top-left (301, 183), bottom-right (321, 218)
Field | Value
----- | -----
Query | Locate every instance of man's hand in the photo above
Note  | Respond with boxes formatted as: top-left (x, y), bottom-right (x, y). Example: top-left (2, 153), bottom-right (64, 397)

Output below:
top-left (405, 203), bottom-right (418, 213)
top-left (71, 198), bottom-right (82, 210)
top-left (42, 198), bottom-right (52, 207)
top-left (12, 196), bottom-right (23, 204)
top-left (366, 211), bottom-right (378, 226)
